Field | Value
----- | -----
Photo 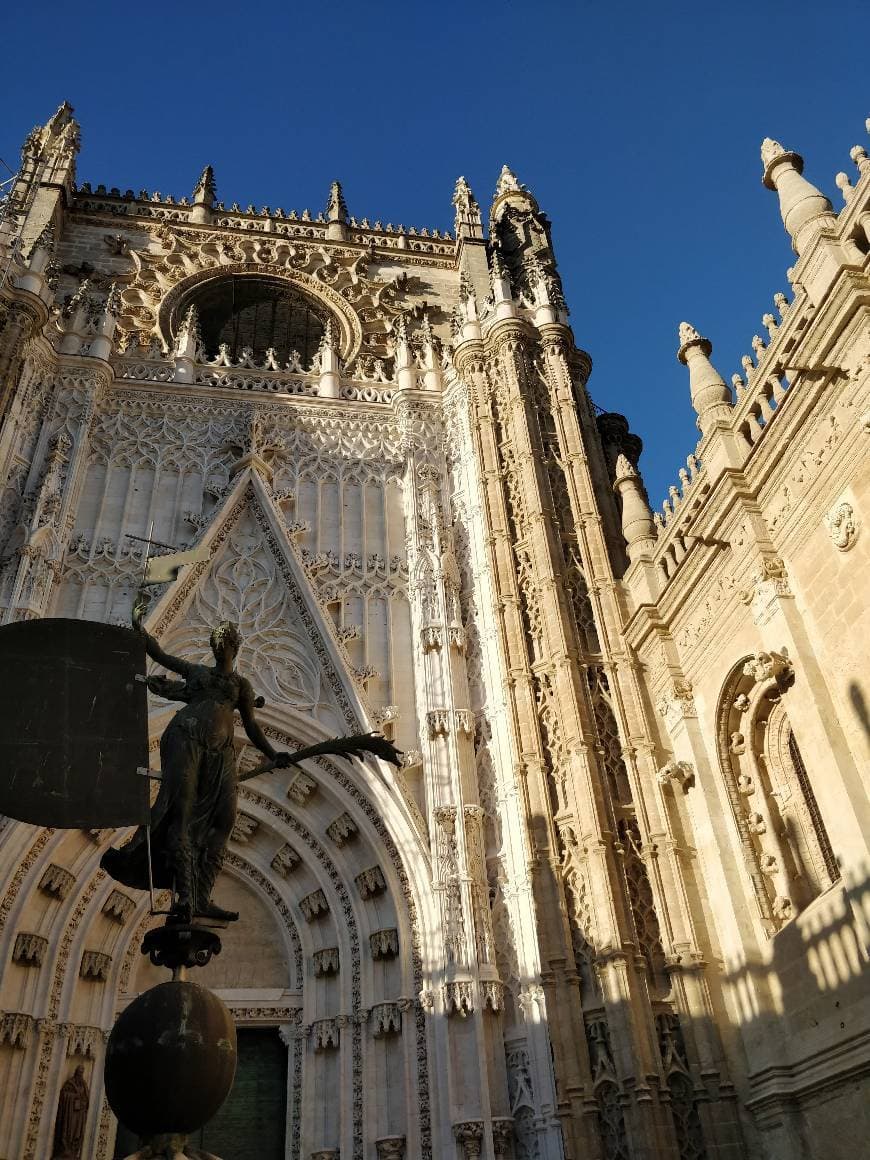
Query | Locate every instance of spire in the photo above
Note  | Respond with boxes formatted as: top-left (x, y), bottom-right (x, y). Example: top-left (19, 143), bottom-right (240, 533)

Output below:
top-left (452, 176), bottom-right (483, 240)
top-left (613, 454), bottom-right (656, 562)
top-left (677, 323), bottom-right (732, 434)
top-left (325, 181), bottom-right (348, 239)
top-left (761, 138), bottom-right (835, 254)
top-left (192, 165), bottom-right (217, 207)
top-left (326, 181), bottom-right (348, 225)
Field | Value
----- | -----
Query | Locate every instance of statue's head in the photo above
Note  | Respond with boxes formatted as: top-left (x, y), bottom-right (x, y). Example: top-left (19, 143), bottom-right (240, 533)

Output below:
top-left (210, 620), bottom-right (240, 663)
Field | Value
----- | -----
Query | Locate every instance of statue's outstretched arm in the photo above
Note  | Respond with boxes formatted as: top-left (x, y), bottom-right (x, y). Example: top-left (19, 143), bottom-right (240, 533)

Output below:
top-left (132, 589), bottom-right (191, 677)
top-left (145, 675), bottom-right (191, 702)
top-left (238, 680), bottom-right (291, 767)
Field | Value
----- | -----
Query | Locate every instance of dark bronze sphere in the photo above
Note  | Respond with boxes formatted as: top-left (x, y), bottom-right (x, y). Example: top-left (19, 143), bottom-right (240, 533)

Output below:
top-left (105, 980), bottom-right (236, 1136)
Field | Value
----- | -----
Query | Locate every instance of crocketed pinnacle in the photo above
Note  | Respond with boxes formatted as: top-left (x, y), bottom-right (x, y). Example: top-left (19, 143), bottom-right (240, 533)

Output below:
top-left (494, 164), bottom-right (521, 198)
top-left (192, 165), bottom-right (217, 207)
top-left (326, 181), bottom-right (348, 224)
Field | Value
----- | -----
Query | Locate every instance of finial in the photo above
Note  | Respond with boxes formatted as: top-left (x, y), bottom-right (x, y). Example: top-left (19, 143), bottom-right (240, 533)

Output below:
top-left (326, 181), bottom-right (348, 224)
top-left (614, 453), bottom-right (637, 479)
top-left (192, 165), bottom-right (217, 207)
top-left (849, 145), bottom-right (870, 175)
top-left (761, 137), bottom-right (834, 253)
top-left (320, 318), bottom-right (336, 352)
top-left (760, 138), bottom-right (787, 171)
top-left (678, 322), bottom-right (705, 349)
top-left (677, 322), bottom-right (731, 433)
top-left (495, 164), bottom-right (522, 198)
top-left (835, 172), bottom-right (854, 202)
top-left (452, 176), bottom-right (477, 213)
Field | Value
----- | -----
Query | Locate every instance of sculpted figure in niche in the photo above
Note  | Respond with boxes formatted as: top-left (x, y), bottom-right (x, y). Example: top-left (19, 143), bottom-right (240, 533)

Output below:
top-left (102, 589), bottom-right (402, 923)
top-left (52, 1064), bottom-right (89, 1159)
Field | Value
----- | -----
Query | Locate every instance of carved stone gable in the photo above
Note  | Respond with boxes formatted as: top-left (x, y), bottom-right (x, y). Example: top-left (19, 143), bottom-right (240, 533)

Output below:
top-left (151, 471), bottom-right (366, 733)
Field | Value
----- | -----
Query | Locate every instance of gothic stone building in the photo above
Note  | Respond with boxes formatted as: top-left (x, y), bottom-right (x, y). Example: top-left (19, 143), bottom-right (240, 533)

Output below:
top-left (0, 103), bottom-right (868, 1160)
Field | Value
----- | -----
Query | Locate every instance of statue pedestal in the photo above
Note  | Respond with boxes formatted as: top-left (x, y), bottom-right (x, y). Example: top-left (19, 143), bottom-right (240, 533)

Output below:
top-left (142, 919), bottom-right (223, 976)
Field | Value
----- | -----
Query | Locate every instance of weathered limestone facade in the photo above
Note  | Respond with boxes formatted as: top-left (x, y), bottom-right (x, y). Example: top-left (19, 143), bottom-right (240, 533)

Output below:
top-left (0, 103), bottom-right (867, 1160)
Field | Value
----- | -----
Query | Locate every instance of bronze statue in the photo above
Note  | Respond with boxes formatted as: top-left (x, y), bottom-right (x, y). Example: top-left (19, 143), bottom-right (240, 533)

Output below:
top-left (102, 589), bottom-right (402, 923)
top-left (52, 1064), bottom-right (89, 1160)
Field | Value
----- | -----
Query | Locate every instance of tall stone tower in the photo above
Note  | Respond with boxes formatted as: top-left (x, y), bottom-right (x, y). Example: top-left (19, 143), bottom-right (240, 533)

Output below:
top-left (0, 103), bottom-right (867, 1160)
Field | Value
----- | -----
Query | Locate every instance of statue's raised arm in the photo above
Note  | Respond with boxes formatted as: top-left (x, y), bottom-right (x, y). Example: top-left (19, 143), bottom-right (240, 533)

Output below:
top-left (132, 588), bottom-right (192, 677)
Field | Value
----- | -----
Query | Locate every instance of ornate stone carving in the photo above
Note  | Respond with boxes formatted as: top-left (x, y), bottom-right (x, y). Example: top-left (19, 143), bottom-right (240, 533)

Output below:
top-left (231, 811), bottom-right (259, 843)
top-left (492, 1118), bottom-right (515, 1160)
top-left (443, 980), bottom-right (475, 1017)
top-left (311, 1018), bottom-right (340, 1051)
top-left (38, 864), bottom-right (75, 900)
top-left (370, 928), bottom-right (399, 959)
top-left (65, 1025), bottom-right (102, 1059)
top-left (287, 770), bottom-right (318, 804)
top-left (355, 865), bottom-right (387, 899)
top-left (657, 760), bottom-right (695, 793)
top-left (826, 500), bottom-right (859, 550)
top-left (656, 678), bottom-right (697, 729)
top-left (313, 947), bottom-right (340, 976)
top-left (371, 1002), bottom-right (402, 1038)
top-left (742, 649), bottom-right (793, 688)
top-left (101, 890), bottom-right (136, 923)
top-left (13, 931), bottom-right (48, 966)
top-left (481, 981), bottom-right (506, 1012)
top-left (271, 843), bottom-right (302, 876)
top-left (79, 950), bottom-right (111, 981)
top-left (300, 889), bottom-right (329, 922)
top-left (0, 1012), bottom-right (35, 1048)
top-left (453, 1121), bottom-right (485, 1160)
top-left (326, 812), bottom-right (358, 846)
top-left (375, 1137), bottom-right (405, 1160)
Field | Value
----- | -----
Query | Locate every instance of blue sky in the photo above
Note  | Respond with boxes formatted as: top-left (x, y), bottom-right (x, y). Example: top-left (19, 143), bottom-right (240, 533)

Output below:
top-left (2, 1), bottom-right (867, 505)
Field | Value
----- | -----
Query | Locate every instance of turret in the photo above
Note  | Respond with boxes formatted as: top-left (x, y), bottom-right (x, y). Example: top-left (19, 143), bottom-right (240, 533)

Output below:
top-left (677, 323), bottom-right (732, 435)
top-left (761, 138), bottom-right (835, 255)
top-left (613, 454), bottom-right (656, 562)
top-left (190, 166), bottom-right (217, 225)
top-left (326, 181), bottom-right (348, 241)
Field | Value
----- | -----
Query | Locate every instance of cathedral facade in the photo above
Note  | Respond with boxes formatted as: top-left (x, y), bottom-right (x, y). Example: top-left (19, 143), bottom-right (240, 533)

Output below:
top-left (0, 103), bottom-right (867, 1160)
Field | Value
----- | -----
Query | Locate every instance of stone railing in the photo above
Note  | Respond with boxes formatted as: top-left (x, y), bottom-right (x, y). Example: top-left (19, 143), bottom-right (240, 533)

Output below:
top-left (651, 454), bottom-right (710, 581)
top-left (72, 184), bottom-right (454, 252)
top-left (113, 353), bottom-right (404, 402)
top-left (649, 125), bottom-right (870, 587)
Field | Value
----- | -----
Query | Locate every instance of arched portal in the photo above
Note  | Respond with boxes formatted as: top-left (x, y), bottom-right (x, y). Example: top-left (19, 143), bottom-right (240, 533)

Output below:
top-left (716, 650), bottom-right (839, 934)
